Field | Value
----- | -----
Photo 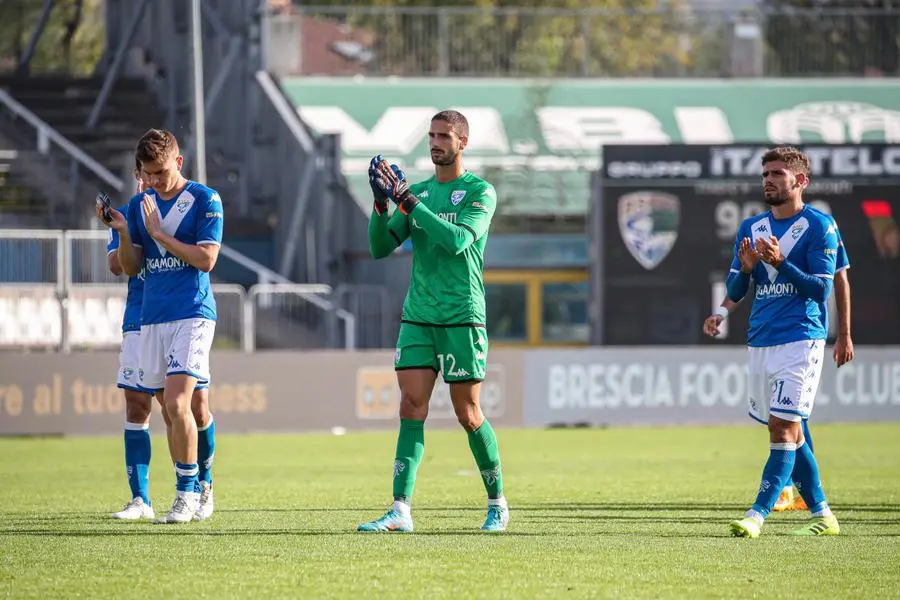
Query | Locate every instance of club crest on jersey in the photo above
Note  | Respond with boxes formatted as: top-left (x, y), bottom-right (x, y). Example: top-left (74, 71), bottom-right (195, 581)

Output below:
top-left (617, 191), bottom-right (680, 271)
top-left (176, 197), bottom-right (192, 214)
top-left (450, 190), bottom-right (466, 205)
top-left (791, 221), bottom-right (805, 239)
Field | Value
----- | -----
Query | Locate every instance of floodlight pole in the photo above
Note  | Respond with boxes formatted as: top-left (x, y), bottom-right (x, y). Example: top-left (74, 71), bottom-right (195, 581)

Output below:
top-left (191, 0), bottom-right (207, 184)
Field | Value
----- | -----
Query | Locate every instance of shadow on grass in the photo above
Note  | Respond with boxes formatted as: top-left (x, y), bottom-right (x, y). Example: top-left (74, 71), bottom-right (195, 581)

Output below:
top-left (2, 502), bottom-right (896, 518)
top-left (1, 501), bottom-right (896, 538)
top-left (0, 527), bottom-right (540, 538)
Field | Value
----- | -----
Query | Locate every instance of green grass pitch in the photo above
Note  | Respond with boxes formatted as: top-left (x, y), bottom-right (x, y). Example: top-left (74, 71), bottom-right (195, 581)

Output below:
top-left (2, 423), bottom-right (898, 599)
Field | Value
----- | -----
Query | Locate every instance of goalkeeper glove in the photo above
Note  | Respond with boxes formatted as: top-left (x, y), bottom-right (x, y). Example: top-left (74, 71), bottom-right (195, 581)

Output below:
top-left (368, 154), bottom-right (389, 216)
top-left (373, 161), bottom-right (419, 216)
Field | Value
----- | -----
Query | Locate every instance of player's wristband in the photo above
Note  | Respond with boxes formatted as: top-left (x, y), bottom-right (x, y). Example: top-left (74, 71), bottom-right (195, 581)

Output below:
top-left (395, 190), bottom-right (420, 216)
top-left (714, 306), bottom-right (729, 320)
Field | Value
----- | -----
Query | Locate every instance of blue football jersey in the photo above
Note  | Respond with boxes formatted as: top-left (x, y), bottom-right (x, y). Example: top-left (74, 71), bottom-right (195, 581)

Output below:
top-left (729, 205), bottom-right (838, 347)
top-left (126, 181), bottom-right (224, 326)
top-left (107, 204), bottom-right (144, 333)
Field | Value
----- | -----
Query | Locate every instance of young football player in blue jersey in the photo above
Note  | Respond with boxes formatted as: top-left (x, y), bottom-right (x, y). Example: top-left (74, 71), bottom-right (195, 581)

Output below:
top-left (98, 129), bottom-right (223, 524)
top-left (705, 221), bottom-right (853, 513)
top-left (105, 157), bottom-right (217, 522)
top-left (720, 146), bottom-right (841, 538)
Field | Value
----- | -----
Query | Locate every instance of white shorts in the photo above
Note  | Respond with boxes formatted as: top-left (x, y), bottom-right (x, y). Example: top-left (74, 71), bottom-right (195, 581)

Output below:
top-left (138, 318), bottom-right (215, 392)
top-left (748, 339), bottom-right (825, 424)
top-left (117, 331), bottom-right (145, 392)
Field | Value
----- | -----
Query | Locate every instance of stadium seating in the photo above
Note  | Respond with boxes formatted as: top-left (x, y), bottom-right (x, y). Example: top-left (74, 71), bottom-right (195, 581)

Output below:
top-left (0, 286), bottom-right (125, 349)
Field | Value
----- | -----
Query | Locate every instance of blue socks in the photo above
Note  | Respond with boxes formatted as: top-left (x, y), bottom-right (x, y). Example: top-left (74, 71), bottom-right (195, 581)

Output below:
top-left (788, 419), bottom-right (814, 489)
top-left (124, 422), bottom-right (151, 504)
top-left (751, 442), bottom-right (797, 518)
top-left (801, 419), bottom-right (814, 454)
top-left (197, 415), bottom-right (216, 487)
top-left (792, 438), bottom-right (830, 515)
top-left (175, 462), bottom-right (200, 493)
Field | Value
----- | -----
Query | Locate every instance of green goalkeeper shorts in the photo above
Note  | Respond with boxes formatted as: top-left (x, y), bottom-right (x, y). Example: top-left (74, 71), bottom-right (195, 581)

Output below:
top-left (394, 322), bottom-right (488, 383)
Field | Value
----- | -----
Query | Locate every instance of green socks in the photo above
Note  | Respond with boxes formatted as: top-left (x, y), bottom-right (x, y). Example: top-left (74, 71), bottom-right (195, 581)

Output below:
top-left (467, 419), bottom-right (504, 499)
top-left (392, 419), bottom-right (425, 503)
top-left (391, 418), bottom-right (504, 505)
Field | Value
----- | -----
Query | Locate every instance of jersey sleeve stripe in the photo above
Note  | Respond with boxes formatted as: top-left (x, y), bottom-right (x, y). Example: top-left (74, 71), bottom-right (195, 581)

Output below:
top-left (814, 273), bottom-right (833, 279)
top-left (729, 268), bottom-right (740, 273)
top-left (197, 240), bottom-right (221, 246)
top-left (132, 243), bottom-right (142, 248)
top-left (835, 265), bottom-right (850, 272)
top-left (107, 249), bottom-right (116, 256)
top-left (389, 230), bottom-right (402, 246)
top-left (460, 224), bottom-right (477, 240)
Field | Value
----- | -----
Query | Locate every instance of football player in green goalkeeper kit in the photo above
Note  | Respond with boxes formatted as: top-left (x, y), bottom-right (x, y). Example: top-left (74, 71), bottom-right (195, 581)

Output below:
top-left (358, 110), bottom-right (509, 533)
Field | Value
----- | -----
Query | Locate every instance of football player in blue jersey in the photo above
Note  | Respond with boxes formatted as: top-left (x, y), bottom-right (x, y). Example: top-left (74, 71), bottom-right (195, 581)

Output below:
top-left (718, 146), bottom-right (841, 538)
top-left (705, 220), bottom-right (853, 513)
top-left (105, 157), bottom-right (217, 522)
top-left (98, 130), bottom-right (223, 524)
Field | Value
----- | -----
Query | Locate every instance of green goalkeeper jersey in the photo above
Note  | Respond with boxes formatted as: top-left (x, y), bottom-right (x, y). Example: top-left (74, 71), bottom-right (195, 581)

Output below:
top-left (368, 171), bottom-right (497, 326)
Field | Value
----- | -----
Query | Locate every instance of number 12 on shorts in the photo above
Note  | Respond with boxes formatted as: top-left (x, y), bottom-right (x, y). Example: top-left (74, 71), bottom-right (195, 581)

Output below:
top-left (438, 353), bottom-right (461, 379)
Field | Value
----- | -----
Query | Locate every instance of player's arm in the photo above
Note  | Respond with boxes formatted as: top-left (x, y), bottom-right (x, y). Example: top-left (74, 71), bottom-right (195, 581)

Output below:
top-left (367, 156), bottom-right (410, 258)
top-left (832, 231), bottom-right (854, 366)
top-left (106, 227), bottom-right (123, 276)
top-left (407, 185), bottom-right (496, 255)
top-left (771, 226), bottom-right (837, 303)
top-left (118, 201), bottom-right (144, 277)
top-left (834, 269), bottom-right (851, 337)
top-left (703, 295), bottom-right (741, 338)
top-left (374, 161), bottom-right (496, 255)
top-left (369, 209), bottom-right (410, 259)
top-left (725, 224), bottom-right (752, 302)
top-left (144, 192), bottom-right (222, 272)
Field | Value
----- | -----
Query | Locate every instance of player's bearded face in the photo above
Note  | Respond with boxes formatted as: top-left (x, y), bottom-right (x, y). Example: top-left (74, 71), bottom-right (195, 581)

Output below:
top-left (762, 162), bottom-right (803, 206)
top-left (428, 121), bottom-right (466, 166)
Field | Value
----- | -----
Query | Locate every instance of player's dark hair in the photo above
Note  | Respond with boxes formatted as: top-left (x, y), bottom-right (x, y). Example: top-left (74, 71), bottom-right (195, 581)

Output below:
top-left (432, 110), bottom-right (469, 138)
top-left (762, 145), bottom-right (810, 176)
top-left (134, 154), bottom-right (141, 171)
top-left (136, 129), bottom-right (179, 165)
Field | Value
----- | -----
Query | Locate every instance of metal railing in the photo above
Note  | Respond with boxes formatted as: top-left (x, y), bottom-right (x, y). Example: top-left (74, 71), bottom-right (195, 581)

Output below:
top-left (0, 89), bottom-right (124, 192)
top-left (0, 229), bottom-right (64, 291)
top-left (334, 284), bottom-right (395, 350)
top-left (271, 4), bottom-right (900, 78)
top-left (248, 284), bottom-right (355, 351)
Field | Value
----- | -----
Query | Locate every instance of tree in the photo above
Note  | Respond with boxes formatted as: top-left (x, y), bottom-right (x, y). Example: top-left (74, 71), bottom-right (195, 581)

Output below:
top-left (0, 0), bottom-right (104, 76)
top-left (762, 0), bottom-right (899, 76)
top-left (301, 0), bottom-right (701, 77)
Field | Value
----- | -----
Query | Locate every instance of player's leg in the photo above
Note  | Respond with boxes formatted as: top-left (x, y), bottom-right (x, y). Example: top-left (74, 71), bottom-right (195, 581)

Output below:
top-left (192, 385), bottom-right (215, 520)
top-left (442, 326), bottom-right (507, 531)
top-left (783, 418), bottom-right (815, 512)
top-left (112, 331), bottom-right (155, 520)
top-left (776, 419), bottom-right (817, 513)
top-left (113, 390), bottom-right (155, 520)
top-left (785, 341), bottom-right (838, 535)
top-left (154, 319), bottom-right (214, 524)
top-left (731, 341), bottom-right (837, 537)
top-left (731, 345), bottom-right (799, 538)
top-left (358, 324), bottom-right (436, 533)
top-left (730, 413), bottom-right (801, 538)
top-left (157, 392), bottom-right (175, 461)
top-left (154, 373), bottom-right (200, 524)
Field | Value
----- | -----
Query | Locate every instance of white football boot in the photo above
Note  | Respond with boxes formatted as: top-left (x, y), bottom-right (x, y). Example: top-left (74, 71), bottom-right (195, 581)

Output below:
top-left (194, 481), bottom-right (214, 521)
top-left (111, 497), bottom-right (155, 520)
top-left (153, 493), bottom-right (199, 524)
